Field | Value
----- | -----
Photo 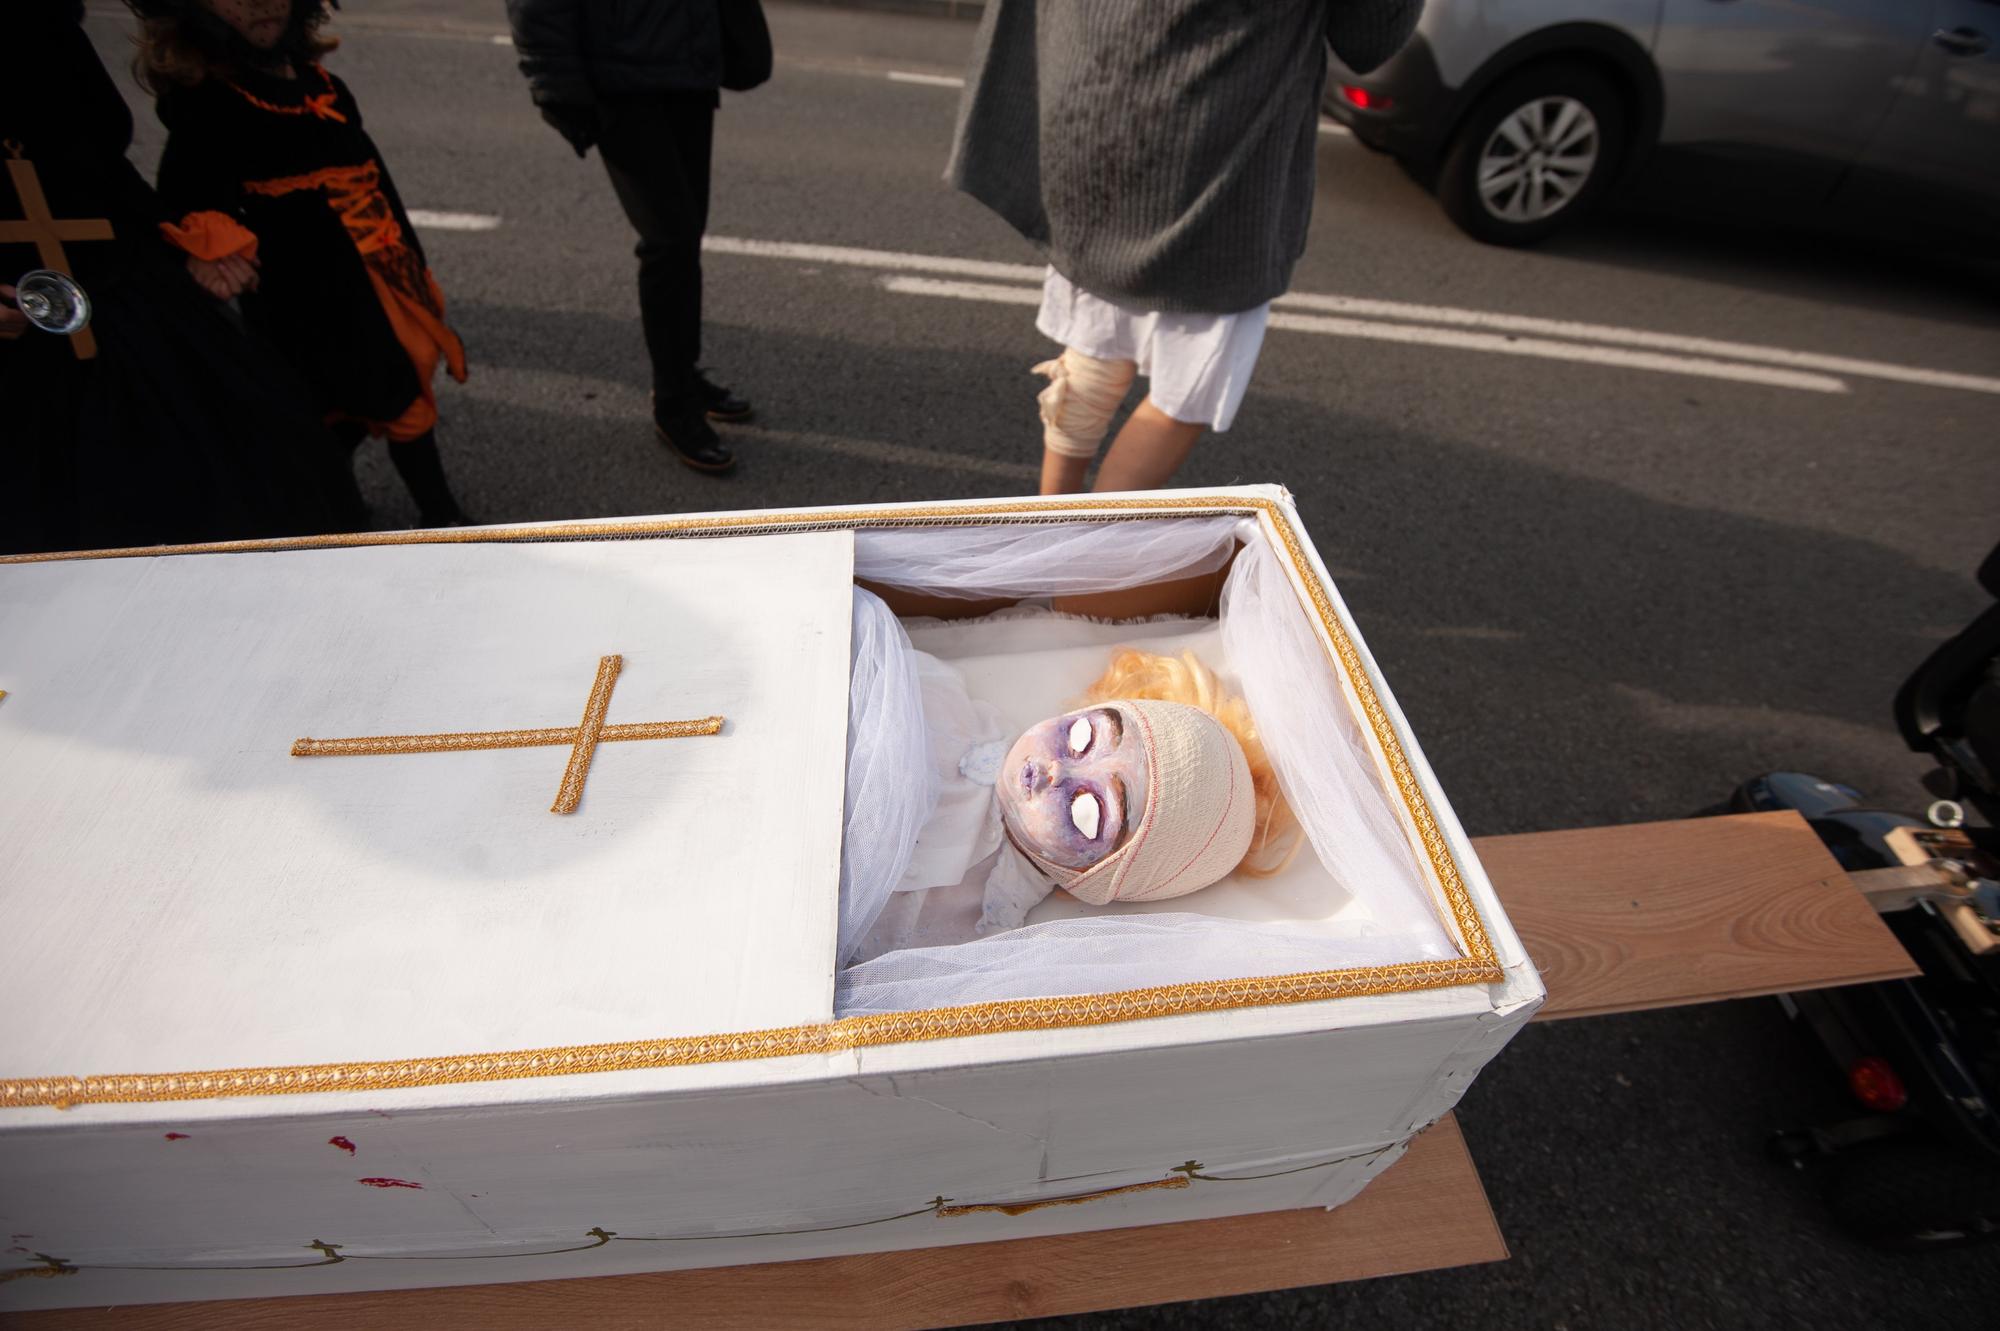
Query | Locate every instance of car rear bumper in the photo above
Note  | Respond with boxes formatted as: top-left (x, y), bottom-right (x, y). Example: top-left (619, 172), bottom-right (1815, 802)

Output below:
top-left (1322, 36), bottom-right (1454, 164)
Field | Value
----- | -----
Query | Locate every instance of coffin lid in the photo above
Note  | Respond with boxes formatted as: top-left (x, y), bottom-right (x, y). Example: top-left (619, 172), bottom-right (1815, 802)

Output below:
top-left (0, 531), bottom-right (857, 1087)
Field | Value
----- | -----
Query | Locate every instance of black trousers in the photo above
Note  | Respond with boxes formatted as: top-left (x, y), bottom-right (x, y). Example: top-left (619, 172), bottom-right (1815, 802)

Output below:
top-left (596, 90), bottom-right (718, 408)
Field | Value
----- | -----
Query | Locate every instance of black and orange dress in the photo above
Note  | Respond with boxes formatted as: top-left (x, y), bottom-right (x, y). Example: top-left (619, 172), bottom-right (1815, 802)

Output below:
top-left (155, 60), bottom-right (465, 445)
top-left (1, 0), bottom-right (364, 556)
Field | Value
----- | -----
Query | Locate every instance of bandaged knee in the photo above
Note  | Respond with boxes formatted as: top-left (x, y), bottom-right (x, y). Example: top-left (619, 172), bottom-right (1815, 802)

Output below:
top-left (1032, 349), bottom-right (1137, 460)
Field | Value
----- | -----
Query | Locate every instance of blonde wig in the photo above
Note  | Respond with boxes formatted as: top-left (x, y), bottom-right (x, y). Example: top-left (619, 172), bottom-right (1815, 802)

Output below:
top-left (1081, 649), bottom-right (1303, 877)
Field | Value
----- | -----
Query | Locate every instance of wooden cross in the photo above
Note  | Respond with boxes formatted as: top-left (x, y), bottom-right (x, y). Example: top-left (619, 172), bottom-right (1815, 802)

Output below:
top-left (291, 655), bottom-right (723, 815)
top-left (0, 141), bottom-right (113, 360)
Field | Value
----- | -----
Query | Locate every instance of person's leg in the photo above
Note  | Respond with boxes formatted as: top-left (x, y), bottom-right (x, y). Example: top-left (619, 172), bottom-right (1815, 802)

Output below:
top-left (1090, 399), bottom-right (1206, 493)
top-left (597, 93), bottom-right (734, 471)
top-left (597, 92), bottom-right (712, 403)
top-left (387, 429), bottom-right (467, 526)
top-left (1033, 347), bottom-right (1136, 495)
top-left (1040, 450), bottom-right (1090, 495)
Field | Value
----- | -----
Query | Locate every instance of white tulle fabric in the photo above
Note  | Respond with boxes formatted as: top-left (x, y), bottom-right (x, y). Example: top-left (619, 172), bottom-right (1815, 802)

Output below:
top-left (852, 518), bottom-right (1239, 599)
top-left (1220, 537), bottom-right (1457, 959)
top-left (834, 517), bottom-right (1458, 1015)
top-left (837, 914), bottom-right (1441, 1016)
top-left (837, 589), bottom-right (936, 966)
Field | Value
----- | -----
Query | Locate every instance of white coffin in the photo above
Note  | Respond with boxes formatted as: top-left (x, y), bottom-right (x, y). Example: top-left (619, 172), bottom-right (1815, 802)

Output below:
top-left (0, 486), bottom-right (1542, 1310)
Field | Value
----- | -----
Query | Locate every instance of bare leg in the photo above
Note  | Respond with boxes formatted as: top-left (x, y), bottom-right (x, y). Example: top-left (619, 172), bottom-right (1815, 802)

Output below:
top-left (1040, 449), bottom-right (1091, 495)
top-left (1091, 398), bottom-right (1206, 493)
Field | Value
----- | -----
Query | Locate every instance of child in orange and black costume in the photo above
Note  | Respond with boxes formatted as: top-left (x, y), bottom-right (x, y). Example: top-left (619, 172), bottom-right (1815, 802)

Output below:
top-left (131, 0), bottom-right (471, 526)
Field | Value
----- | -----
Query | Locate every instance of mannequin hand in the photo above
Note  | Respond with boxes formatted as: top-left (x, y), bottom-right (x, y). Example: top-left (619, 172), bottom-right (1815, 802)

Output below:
top-left (539, 101), bottom-right (603, 157)
top-left (0, 285), bottom-right (27, 337)
top-left (187, 253), bottom-right (260, 300)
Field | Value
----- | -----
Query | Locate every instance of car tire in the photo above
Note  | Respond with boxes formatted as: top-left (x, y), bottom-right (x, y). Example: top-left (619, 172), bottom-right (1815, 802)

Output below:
top-left (1438, 61), bottom-right (1626, 246)
top-left (1824, 1139), bottom-right (2000, 1250)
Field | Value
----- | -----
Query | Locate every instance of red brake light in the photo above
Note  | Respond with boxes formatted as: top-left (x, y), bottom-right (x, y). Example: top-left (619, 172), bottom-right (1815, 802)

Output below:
top-left (1848, 1056), bottom-right (1908, 1113)
top-left (1341, 85), bottom-right (1394, 111)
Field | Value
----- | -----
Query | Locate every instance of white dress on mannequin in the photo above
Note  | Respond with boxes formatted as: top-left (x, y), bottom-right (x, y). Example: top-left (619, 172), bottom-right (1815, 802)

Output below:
top-left (839, 591), bottom-right (1053, 968)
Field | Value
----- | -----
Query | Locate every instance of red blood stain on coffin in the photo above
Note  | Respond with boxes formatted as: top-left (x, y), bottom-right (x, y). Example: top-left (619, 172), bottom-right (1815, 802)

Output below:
top-left (163, 1132), bottom-right (190, 1140)
top-left (356, 1177), bottom-right (423, 1190)
top-left (329, 1136), bottom-right (357, 1155)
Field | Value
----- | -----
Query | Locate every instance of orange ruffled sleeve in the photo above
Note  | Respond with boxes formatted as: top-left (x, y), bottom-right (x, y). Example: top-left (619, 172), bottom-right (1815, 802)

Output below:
top-left (158, 211), bottom-right (260, 263)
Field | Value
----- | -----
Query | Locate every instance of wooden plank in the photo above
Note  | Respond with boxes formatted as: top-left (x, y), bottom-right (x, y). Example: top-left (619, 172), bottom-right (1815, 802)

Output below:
top-left (1474, 811), bottom-right (1919, 1020)
top-left (10, 1117), bottom-right (1501, 1331)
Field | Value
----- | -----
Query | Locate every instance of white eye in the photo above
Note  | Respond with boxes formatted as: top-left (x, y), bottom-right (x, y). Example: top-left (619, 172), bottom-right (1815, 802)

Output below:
top-left (1069, 792), bottom-right (1101, 838)
top-left (1067, 717), bottom-right (1091, 754)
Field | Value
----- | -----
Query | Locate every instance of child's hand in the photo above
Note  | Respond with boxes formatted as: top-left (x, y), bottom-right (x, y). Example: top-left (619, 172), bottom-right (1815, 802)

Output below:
top-left (0, 285), bottom-right (28, 338)
top-left (187, 253), bottom-right (261, 301)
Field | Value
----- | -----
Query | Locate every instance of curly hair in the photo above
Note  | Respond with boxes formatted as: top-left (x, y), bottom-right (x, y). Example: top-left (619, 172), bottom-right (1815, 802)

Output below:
top-left (130, 6), bottom-right (337, 94)
top-left (1081, 648), bottom-right (1304, 878)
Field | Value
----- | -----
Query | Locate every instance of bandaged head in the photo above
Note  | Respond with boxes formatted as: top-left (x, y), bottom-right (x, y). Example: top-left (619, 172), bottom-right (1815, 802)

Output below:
top-left (995, 699), bottom-right (1255, 905)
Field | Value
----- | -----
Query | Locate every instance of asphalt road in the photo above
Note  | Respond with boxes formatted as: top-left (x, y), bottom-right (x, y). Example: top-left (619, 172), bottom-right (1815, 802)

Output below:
top-left (84, 2), bottom-right (2000, 1326)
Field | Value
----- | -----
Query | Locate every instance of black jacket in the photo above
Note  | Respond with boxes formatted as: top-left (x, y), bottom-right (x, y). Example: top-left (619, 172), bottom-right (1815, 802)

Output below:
top-left (505, 0), bottom-right (724, 104)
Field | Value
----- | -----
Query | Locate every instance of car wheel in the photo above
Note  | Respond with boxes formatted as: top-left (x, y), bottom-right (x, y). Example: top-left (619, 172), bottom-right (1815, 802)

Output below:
top-left (1438, 62), bottom-right (1626, 246)
top-left (1824, 1139), bottom-right (2000, 1250)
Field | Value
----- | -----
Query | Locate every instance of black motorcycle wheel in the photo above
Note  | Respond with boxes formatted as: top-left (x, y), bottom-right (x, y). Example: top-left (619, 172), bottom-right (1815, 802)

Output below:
top-left (1824, 1139), bottom-right (2000, 1249)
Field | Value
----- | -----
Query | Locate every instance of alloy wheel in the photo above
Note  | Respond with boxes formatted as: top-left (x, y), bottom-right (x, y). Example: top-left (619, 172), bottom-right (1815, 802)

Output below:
top-left (1476, 96), bottom-right (1600, 224)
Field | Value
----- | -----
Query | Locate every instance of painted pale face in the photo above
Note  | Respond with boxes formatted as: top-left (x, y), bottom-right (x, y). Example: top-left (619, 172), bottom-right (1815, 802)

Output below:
top-left (201, 0), bottom-right (292, 49)
top-left (996, 706), bottom-right (1150, 873)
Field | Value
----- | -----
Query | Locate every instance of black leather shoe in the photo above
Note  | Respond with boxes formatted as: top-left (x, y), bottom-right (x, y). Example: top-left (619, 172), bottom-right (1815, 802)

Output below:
top-left (695, 370), bottom-right (754, 423)
top-left (653, 402), bottom-right (736, 474)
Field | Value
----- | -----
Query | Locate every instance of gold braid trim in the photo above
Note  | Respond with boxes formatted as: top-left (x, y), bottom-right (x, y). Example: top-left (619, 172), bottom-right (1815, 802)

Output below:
top-left (292, 717), bottom-right (725, 758)
top-left (0, 495), bottom-right (1503, 1108)
top-left (0, 957), bottom-right (1500, 1109)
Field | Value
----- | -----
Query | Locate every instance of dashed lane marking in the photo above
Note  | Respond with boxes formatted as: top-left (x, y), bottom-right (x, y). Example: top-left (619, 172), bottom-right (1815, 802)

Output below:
top-left (886, 71), bottom-right (965, 88)
top-left (409, 210), bottom-right (503, 232)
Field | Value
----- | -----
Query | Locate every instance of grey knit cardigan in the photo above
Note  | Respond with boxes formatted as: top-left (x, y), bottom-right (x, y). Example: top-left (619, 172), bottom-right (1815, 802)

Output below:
top-left (946, 0), bottom-right (1422, 314)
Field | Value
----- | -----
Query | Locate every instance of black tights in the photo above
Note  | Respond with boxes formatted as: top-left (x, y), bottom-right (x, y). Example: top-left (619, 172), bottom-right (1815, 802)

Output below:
top-left (334, 423), bottom-right (465, 526)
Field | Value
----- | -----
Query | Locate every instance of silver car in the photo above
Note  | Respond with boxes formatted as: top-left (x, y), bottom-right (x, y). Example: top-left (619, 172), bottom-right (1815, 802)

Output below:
top-left (1324, 0), bottom-right (2000, 244)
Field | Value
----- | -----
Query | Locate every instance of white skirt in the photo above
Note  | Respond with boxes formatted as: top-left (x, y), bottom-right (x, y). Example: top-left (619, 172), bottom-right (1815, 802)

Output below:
top-left (1035, 269), bottom-right (1271, 433)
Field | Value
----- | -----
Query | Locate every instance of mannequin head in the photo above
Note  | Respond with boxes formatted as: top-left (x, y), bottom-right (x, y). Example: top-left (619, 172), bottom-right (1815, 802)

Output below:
top-left (996, 650), bottom-right (1301, 905)
top-left (996, 706), bottom-right (1151, 874)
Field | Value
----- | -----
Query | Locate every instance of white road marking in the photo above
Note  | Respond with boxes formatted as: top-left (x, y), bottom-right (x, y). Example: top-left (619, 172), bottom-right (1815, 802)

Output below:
top-left (408, 210), bottom-right (503, 232)
top-left (1318, 120), bottom-right (1353, 137)
top-left (881, 276), bottom-right (1848, 393)
top-left (703, 236), bottom-right (1995, 395)
top-left (881, 276), bottom-right (1041, 306)
top-left (489, 33), bottom-right (514, 47)
top-left (704, 236), bottom-right (1042, 283)
top-left (1271, 292), bottom-right (2000, 396)
top-left (1265, 310), bottom-right (1848, 393)
top-left (886, 70), bottom-right (966, 88)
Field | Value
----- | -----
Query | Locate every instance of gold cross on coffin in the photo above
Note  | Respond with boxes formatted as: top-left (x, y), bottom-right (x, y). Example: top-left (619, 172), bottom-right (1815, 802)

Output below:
top-left (292, 655), bottom-right (723, 815)
top-left (0, 140), bottom-right (113, 360)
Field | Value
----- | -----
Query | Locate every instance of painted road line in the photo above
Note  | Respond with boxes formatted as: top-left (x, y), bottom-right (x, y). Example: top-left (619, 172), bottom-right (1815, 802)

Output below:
top-left (881, 276), bottom-right (1041, 307)
top-left (409, 210), bottom-right (503, 232)
top-left (1272, 291), bottom-right (2000, 396)
top-left (887, 70), bottom-right (966, 88)
top-left (704, 236), bottom-right (1043, 283)
top-left (1318, 120), bottom-right (1353, 137)
top-left (880, 276), bottom-right (1849, 393)
top-left (705, 236), bottom-right (1993, 396)
top-left (490, 33), bottom-right (513, 46)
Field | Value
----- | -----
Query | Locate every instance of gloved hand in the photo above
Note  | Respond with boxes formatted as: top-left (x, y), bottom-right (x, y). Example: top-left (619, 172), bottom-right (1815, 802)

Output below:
top-left (538, 101), bottom-right (604, 157)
